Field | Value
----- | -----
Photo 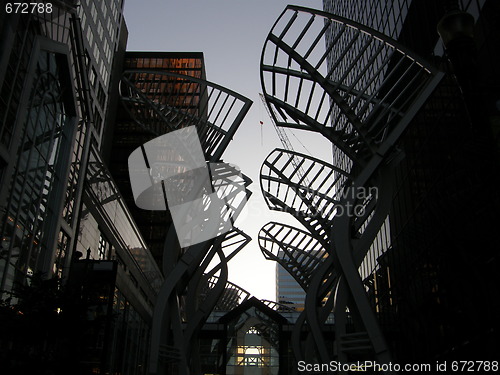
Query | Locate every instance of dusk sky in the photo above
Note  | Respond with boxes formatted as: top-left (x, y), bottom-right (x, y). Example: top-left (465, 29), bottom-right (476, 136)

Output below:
top-left (123, 0), bottom-right (329, 301)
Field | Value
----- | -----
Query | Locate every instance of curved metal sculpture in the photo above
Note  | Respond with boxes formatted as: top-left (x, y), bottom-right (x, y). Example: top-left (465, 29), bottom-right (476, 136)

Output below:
top-left (260, 148), bottom-right (350, 247)
top-left (261, 299), bottom-right (297, 313)
top-left (259, 221), bottom-right (327, 290)
top-left (259, 148), bottom-right (345, 364)
top-left (200, 275), bottom-right (252, 311)
top-left (120, 70), bottom-right (251, 161)
top-left (120, 70), bottom-right (253, 375)
top-left (260, 5), bottom-right (444, 369)
top-left (261, 6), bottom-right (442, 170)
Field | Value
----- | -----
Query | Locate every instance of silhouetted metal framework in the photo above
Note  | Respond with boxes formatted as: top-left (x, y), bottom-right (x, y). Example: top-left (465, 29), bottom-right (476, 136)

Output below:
top-left (260, 148), bottom-right (350, 246)
top-left (259, 221), bottom-right (327, 290)
top-left (261, 299), bottom-right (297, 313)
top-left (155, 181), bottom-right (251, 375)
top-left (200, 276), bottom-right (252, 311)
top-left (120, 72), bottom-right (253, 375)
top-left (120, 70), bottom-right (251, 161)
top-left (260, 5), bottom-right (443, 370)
top-left (220, 297), bottom-right (287, 372)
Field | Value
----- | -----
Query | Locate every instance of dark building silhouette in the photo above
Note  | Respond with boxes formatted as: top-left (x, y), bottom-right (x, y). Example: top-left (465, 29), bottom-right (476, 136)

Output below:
top-left (323, 0), bottom-right (500, 362)
top-left (108, 51), bottom-right (207, 266)
top-left (0, 2), bottom-right (163, 374)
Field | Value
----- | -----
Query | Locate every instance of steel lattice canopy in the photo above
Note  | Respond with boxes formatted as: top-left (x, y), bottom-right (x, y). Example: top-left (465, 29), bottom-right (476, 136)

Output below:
top-left (260, 148), bottom-right (350, 246)
top-left (260, 5), bottom-right (443, 169)
top-left (259, 221), bottom-right (328, 290)
top-left (120, 70), bottom-right (252, 161)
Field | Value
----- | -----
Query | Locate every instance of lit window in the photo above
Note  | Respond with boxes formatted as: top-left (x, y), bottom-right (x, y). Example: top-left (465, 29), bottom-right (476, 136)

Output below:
top-left (97, 232), bottom-right (111, 260)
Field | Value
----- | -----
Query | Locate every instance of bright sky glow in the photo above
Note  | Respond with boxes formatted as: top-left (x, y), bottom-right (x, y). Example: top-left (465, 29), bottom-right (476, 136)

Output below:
top-left (123, 0), bottom-right (330, 301)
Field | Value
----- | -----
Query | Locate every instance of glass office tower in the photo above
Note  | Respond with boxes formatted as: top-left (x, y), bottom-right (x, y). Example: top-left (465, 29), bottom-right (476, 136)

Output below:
top-left (0, 2), bottom-right (163, 374)
top-left (323, 0), bottom-right (500, 362)
top-left (276, 263), bottom-right (306, 311)
top-left (109, 52), bottom-right (207, 266)
top-left (0, 1), bottom-right (95, 296)
top-left (0, 0), bottom-right (128, 291)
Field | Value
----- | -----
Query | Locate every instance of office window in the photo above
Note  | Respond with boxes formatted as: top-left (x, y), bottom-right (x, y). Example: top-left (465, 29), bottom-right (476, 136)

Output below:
top-left (97, 21), bottom-right (104, 41)
top-left (98, 232), bottom-right (111, 260)
top-left (91, 3), bottom-right (97, 22)
top-left (0, 49), bottom-right (75, 290)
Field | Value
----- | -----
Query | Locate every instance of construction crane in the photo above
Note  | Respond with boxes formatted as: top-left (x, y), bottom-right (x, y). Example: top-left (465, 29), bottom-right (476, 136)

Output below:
top-left (259, 93), bottom-right (310, 186)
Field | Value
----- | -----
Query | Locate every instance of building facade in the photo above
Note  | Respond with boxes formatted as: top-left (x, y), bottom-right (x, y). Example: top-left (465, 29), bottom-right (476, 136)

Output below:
top-left (108, 51), bottom-right (207, 266)
top-left (276, 262), bottom-right (306, 311)
top-left (323, 0), bottom-right (500, 362)
top-left (0, 1), bottom-right (164, 374)
top-left (76, 0), bottom-right (125, 148)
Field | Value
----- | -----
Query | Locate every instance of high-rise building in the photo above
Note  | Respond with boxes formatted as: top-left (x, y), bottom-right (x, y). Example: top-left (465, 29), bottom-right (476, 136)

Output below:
top-left (108, 51), bottom-right (207, 265)
top-left (0, 0), bottom-right (129, 290)
top-left (0, 2), bottom-right (164, 374)
top-left (76, 0), bottom-right (125, 147)
top-left (0, 1), bottom-right (94, 294)
top-left (322, 0), bottom-right (500, 362)
top-left (275, 248), bottom-right (331, 312)
top-left (276, 262), bottom-right (306, 311)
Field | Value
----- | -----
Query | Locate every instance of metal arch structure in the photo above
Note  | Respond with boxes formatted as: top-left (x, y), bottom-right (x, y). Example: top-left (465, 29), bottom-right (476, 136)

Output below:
top-left (261, 299), bottom-right (297, 313)
top-left (120, 71), bottom-right (254, 375)
top-left (151, 174), bottom-right (252, 375)
top-left (120, 70), bottom-right (252, 161)
top-left (259, 221), bottom-right (327, 290)
top-left (260, 148), bottom-right (350, 247)
top-left (261, 5), bottom-right (443, 171)
top-left (258, 148), bottom-right (349, 355)
top-left (258, 148), bottom-right (347, 364)
top-left (200, 275), bottom-right (252, 312)
top-left (152, 226), bottom-right (252, 374)
top-left (259, 5), bottom-right (444, 370)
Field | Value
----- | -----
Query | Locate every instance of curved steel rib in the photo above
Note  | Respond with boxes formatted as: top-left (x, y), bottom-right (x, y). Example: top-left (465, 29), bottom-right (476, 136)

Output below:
top-left (259, 5), bottom-right (444, 370)
top-left (120, 70), bottom-right (252, 161)
top-left (261, 299), bottom-right (297, 313)
top-left (259, 221), bottom-right (327, 290)
top-left (261, 5), bottom-right (443, 169)
top-left (125, 71), bottom-right (254, 374)
top-left (201, 275), bottom-right (252, 311)
top-left (260, 148), bottom-right (350, 247)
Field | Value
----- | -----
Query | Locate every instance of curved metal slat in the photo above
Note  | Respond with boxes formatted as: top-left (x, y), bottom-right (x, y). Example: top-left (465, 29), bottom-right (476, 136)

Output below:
top-left (120, 70), bottom-right (252, 161)
top-left (197, 228), bottom-right (252, 279)
top-left (261, 5), bottom-right (443, 170)
top-left (138, 73), bottom-right (253, 373)
top-left (201, 275), bottom-right (252, 311)
top-left (259, 221), bottom-right (327, 290)
top-left (260, 148), bottom-right (350, 246)
top-left (261, 299), bottom-right (297, 313)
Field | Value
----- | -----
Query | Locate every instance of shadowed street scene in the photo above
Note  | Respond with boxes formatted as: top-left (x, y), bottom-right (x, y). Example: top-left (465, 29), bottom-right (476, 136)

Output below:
top-left (0, 1), bottom-right (499, 374)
